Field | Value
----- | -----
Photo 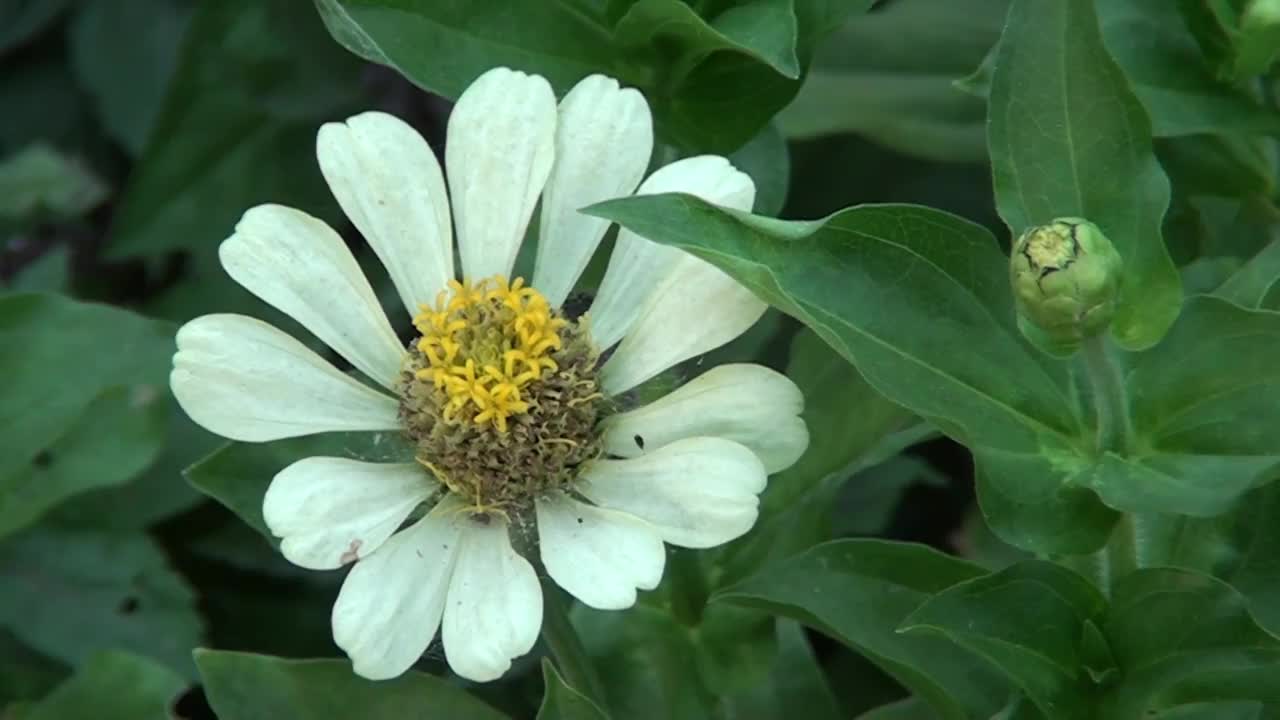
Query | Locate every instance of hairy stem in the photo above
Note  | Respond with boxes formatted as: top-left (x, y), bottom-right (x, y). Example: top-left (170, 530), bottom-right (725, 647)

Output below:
top-left (1080, 334), bottom-right (1132, 454)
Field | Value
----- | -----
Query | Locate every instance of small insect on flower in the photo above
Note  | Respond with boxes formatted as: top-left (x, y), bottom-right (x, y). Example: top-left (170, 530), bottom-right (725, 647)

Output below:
top-left (170, 67), bottom-right (808, 683)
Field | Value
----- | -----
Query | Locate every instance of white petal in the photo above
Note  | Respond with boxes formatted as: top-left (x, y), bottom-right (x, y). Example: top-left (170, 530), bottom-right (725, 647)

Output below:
top-left (317, 112), bottom-right (453, 316)
top-left (447, 68), bottom-right (556, 282)
top-left (601, 256), bottom-right (766, 395)
top-left (536, 494), bottom-right (664, 610)
top-left (589, 155), bottom-right (756, 350)
top-left (533, 75), bottom-right (653, 308)
top-left (171, 314), bottom-right (400, 442)
top-left (441, 514), bottom-right (542, 682)
top-left (219, 204), bottom-right (404, 389)
top-left (332, 498), bottom-right (464, 681)
top-left (263, 458), bottom-right (434, 570)
top-left (579, 437), bottom-right (766, 549)
top-left (603, 364), bottom-right (807, 473)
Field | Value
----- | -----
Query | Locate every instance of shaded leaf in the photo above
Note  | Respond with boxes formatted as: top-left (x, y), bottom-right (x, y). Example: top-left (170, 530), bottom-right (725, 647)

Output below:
top-left (1216, 239), bottom-right (1280, 308)
top-left (196, 650), bottom-right (508, 719)
top-left (716, 539), bottom-right (1009, 719)
top-left (0, 527), bottom-right (204, 678)
top-left (0, 144), bottom-right (107, 224)
top-left (19, 651), bottom-right (185, 720)
top-left (538, 660), bottom-right (609, 720)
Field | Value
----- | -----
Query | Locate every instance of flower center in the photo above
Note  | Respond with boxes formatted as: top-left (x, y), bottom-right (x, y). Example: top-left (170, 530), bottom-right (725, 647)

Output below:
top-left (398, 275), bottom-right (606, 513)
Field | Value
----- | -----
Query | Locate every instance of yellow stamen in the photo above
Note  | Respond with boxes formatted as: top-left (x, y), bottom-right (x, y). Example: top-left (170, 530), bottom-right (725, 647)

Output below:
top-left (411, 275), bottom-right (566, 432)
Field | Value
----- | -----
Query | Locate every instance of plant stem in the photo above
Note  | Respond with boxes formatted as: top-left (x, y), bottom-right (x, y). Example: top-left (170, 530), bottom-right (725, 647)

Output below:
top-left (1080, 334), bottom-right (1131, 455)
top-left (540, 579), bottom-right (608, 709)
top-left (1106, 514), bottom-right (1143, 582)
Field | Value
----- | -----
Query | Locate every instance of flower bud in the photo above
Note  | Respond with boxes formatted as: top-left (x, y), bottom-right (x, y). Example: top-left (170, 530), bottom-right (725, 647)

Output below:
top-left (1009, 218), bottom-right (1123, 354)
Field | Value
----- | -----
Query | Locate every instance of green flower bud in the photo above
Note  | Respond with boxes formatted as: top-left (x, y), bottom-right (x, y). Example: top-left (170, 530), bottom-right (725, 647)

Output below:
top-left (1010, 218), bottom-right (1123, 355)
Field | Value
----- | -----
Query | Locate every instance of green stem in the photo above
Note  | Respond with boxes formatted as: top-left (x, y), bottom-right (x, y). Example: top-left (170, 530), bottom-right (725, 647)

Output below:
top-left (1105, 514), bottom-right (1143, 582)
top-left (1080, 334), bottom-right (1132, 454)
top-left (540, 579), bottom-right (608, 709)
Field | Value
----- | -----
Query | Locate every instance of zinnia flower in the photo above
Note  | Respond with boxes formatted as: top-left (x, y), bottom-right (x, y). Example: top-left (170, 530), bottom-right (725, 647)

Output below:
top-left (171, 67), bottom-right (808, 682)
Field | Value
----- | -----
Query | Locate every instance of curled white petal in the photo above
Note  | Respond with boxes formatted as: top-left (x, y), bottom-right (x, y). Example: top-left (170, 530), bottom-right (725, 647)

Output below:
top-left (317, 111), bottom-right (453, 316)
top-left (533, 74), bottom-right (653, 308)
top-left (332, 498), bottom-right (463, 680)
top-left (447, 67), bottom-right (556, 281)
top-left (536, 494), bottom-right (665, 610)
top-left (603, 363), bottom-right (807, 473)
top-left (264, 458), bottom-right (434, 570)
top-left (601, 256), bottom-right (766, 395)
top-left (219, 204), bottom-right (404, 389)
top-left (170, 314), bottom-right (400, 442)
top-left (579, 436), bottom-right (767, 548)
top-left (589, 155), bottom-right (756, 350)
top-left (441, 514), bottom-right (542, 682)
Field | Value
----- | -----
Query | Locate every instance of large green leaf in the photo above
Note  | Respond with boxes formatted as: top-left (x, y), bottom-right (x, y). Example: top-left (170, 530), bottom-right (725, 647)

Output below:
top-left (0, 0), bottom-right (72, 53)
top-left (196, 650), bottom-right (508, 719)
top-left (0, 386), bottom-right (166, 540)
top-left (901, 561), bottom-right (1107, 718)
top-left (718, 620), bottom-right (844, 720)
top-left (314, 0), bottom-right (626, 101)
top-left (17, 651), bottom-right (185, 720)
top-left (1122, 296), bottom-right (1280, 515)
top-left (778, 0), bottom-right (1007, 162)
top-left (716, 539), bottom-right (1009, 720)
top-left (538, 660), bottom-right (610, 720)
top-left (587, 196), bottom-right (1118, 553)
top-left (315, 0), bottom-right (865, 152)
top-left (988, 0), bottom-right (1181, 350)
top-left (613, 0), bottom-right (800, 79)
top-left (0, 527), bottom-right (204, 678)
top-left (1223, 483), bottom-right (1280, 638)
top-left (107, 0), bottom-right (363, 259)
top-left (1100, 569), bottom-right (1280, 716)
top-left (0, 293), bottom-right (173, 532)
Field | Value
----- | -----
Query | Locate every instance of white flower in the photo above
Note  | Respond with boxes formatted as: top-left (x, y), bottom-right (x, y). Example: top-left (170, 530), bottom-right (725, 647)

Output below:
top-left (171, 67), bottom-right (808, 683)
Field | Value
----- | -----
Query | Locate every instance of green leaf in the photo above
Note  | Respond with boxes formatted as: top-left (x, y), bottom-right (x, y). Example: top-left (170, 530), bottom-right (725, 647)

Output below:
top-left (716, 539), bottom-right (1010, 720)
top-left (1151, 701), bottom-right (1265, 720)
top-left (1216, 239), bottom-right (1280, 308)
top-left (0, 527), bottom-right (204, 678)
top-left (778, 0), bottom-right (1007, 162)
top-left (0, 0), bottom-right (72, 53)
top-left (9, 247), bottom-right (69, 294)
top-left (68, 0), bottom-right (193, 155)
top-left (108, 0), bottom-right (364, 259)
top-left (716, 328), bottom-right (918, 583)
top-left (0, 293), bottom-right (173, 506)
top-left (0, 632), bottom-right (66, 706)
top-left (186, 431), bottom-right (413, 542)
top-left (0, 386), bottom-right (166, 540)
top-left (720, 620), bottom-right (844, 720)
top-left (586, 196), bottom-right (1118, 553)
top-left (854, 697), bottom-right (940, 720)
top-left (1224, 483), bottom-right (1280, 637)
top-left (1096, 0), bottom-right (1280, 137)
top-left (988, 0), bottom-right (1181, 350)
top-left (538, 660), bottom-right (610, 720)
top-left (901, 561), bottom-right (1106, 719)
top-left (728, 123), bottom-right (790, 217)
top-left (1122, 296), bottom-right (1280, 515)
top-left (0, 144), bottom-right (107, 224)
top-left (613, 0), bottom-right (799, 79)
top-left (1155, 134), bottom-right (1275, 199)
top-left (197, 650), bottom-right (508, 719)
top-left (18, 651), bottom-right (185, 720)
top-left (1100, 568), bottom-right (1280, 716)
top-left (315, 0), bottom-right (625, 100)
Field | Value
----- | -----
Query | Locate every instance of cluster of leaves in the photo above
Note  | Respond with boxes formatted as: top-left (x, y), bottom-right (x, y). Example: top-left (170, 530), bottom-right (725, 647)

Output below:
top-left (3, 0), bottom-right (1280, 718)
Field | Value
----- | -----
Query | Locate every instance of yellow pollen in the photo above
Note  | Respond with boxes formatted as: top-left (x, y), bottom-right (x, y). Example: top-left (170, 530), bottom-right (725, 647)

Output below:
top-left (412, 275), bottom-right (566, 432)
